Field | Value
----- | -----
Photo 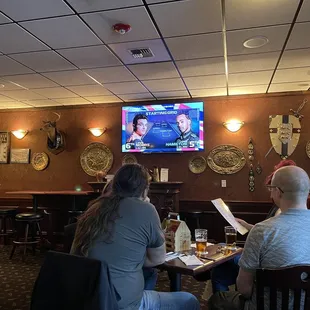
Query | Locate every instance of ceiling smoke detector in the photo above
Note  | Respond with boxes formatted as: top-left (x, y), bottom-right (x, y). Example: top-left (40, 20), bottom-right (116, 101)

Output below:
top-left (243, 36), bottom-right (269, 49)
top-left (128, 48), bottom-right (154, 59)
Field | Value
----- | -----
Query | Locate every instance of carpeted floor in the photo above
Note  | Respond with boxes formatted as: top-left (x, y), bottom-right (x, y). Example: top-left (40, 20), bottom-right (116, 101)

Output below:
top-left (0, 245), bottom-right (208, 310)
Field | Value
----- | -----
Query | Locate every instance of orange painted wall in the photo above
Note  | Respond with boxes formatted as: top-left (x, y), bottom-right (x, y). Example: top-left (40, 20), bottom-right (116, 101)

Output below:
top-left (0, 92), bottom-right (309, 201)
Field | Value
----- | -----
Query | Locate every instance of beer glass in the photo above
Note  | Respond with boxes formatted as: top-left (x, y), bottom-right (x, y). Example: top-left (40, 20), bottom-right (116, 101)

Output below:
top-left (224, 226), bottom-right (237, 250)
top-left (195, 229), bottom-right (208, 255)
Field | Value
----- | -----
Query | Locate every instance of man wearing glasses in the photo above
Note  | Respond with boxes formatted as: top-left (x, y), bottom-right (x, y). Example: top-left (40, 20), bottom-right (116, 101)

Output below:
top-left (209, 166), bottom-right (310, 310)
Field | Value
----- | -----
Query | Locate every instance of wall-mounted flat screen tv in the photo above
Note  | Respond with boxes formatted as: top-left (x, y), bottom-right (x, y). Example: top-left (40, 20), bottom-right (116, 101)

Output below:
top-left (122, 102), bottom-right (204, 153)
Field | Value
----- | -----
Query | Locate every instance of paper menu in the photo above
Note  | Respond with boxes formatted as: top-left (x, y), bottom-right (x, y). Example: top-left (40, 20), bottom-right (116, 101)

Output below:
top-left (211, 198), bottom-right (249, 235)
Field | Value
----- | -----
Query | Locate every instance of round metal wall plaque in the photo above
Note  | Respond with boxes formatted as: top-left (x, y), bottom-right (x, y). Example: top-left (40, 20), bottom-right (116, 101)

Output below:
top-left (189, 155), bottom-right (207, 174)
top-left (31, 152), bottom-right (49, 171)
top-left (80, 143), bottom-right (113, 176)
top-left (207, 145), bottom-right (246, 175)
top-left (306, 141), bottom-right (310, 159)
top-left (122, 154), bottom-right (138, 165)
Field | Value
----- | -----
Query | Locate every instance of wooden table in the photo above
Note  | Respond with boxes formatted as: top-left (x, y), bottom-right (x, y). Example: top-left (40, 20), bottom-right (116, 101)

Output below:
top-left (162, 244), bottom-right (243, 291)
top-left (6, 191), bottom-right (98, 212)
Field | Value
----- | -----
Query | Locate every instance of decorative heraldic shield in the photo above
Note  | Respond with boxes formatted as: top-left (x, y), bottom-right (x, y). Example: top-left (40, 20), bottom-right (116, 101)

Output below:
top-left (269, 115), bottom-right (301, 159)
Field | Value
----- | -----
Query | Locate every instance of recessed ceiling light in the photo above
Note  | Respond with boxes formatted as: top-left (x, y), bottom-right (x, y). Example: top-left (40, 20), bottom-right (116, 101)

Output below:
top-left (0, 84), bottom-right (4, 88)
top-left (243, 36), bottom-right (269, 49)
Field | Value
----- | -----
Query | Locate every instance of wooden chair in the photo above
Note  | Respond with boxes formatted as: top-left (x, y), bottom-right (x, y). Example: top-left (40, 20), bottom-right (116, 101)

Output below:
top-left (256, 266), bottom-right (310, 310)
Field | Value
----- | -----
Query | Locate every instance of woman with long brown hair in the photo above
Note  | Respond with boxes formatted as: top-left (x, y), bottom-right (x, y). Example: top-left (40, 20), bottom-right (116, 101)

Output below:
top-left (71, 164), bottom-right (199, 310)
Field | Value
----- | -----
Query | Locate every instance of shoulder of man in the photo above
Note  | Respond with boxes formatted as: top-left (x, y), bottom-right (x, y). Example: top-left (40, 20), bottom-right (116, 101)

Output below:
top-left (188, 133), bottom-right (199, 141)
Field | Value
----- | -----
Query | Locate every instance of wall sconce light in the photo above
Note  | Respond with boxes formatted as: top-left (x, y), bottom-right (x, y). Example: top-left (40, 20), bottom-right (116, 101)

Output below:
top-left (223, 120), bottom-right (244, 132)
top-left (88, 127), bottom-right (107, 137)
top-left (11, 130), bottom-right (29, 139)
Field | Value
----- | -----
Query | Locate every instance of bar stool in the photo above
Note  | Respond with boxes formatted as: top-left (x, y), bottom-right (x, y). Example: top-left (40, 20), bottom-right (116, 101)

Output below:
top-left (68, 210), bottom-right (84, 224)
top-left (10, 213), bottom-right (44, 261)
top-left (0, 208), bottom-right (17, 245)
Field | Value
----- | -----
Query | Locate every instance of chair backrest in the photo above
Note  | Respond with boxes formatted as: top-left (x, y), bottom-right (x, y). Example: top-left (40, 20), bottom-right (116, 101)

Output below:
top-left (31, 251), bottom-right (101, 310)
top-left (63, 222), bottom-right (77, 253)
top-left (256, 266), bottom-right (310, 310)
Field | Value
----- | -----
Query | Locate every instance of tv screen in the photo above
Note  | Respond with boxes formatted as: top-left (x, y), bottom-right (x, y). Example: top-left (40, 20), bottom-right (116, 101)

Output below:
top-left (122, 102), bottom-right (204, 153)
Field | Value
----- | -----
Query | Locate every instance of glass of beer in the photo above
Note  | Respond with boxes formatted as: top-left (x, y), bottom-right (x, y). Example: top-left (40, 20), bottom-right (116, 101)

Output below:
top-left (195, 229), bottom-right (208, 255)
top-left (224, 226), bottom-right (237, 250)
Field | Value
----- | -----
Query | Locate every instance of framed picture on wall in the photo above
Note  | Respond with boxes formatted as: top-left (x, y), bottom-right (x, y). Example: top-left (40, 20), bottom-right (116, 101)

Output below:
top-left (0, 132), bottom-right (10, 164)
top-left (10, 149), bottom-right (30, 164)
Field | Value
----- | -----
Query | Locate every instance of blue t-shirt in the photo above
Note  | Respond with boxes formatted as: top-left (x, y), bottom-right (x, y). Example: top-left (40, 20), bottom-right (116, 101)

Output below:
top-left (88, 197), bottom-right (164, 310)
top-left (239, 208), bottom-right (310, 310)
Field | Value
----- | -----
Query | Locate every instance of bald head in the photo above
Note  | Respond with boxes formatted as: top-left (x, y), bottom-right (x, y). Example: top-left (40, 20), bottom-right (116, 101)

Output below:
top-left (272, 166), bottom-right (310, 203)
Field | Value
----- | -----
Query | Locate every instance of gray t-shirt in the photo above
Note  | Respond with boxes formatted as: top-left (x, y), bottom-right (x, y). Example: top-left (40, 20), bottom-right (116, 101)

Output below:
top-left (88, 197), bottom-right (165, 310)
top-left (239, 208), bottom-right (310, 310)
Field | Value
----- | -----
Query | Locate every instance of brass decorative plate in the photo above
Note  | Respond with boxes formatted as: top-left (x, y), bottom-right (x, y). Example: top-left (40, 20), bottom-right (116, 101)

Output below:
top-left (207, 145), bottom-right (246, 175)
top-left (189, 155), bottom-right (207, 174)
top-left (80, 143), bottom-right (113, 176)
top-left (306, 141), bottom-right (310, 159)
top-left (122, 154), bottom-right (138, 165)
top-left (31, 152), bottom-right (49, 171)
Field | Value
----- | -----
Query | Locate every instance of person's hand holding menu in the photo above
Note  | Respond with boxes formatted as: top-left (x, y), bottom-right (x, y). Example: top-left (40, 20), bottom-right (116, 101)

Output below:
top-left (211, 198), bottom-right (248, 235)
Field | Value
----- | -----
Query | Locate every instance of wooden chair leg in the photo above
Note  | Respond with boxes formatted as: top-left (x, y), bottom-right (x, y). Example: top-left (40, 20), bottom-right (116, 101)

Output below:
top-left (22, 223), bottom-right (29, 261)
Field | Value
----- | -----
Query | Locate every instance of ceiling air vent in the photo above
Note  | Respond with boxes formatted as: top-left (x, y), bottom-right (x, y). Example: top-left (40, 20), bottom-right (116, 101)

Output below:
top-left (128, 48), bottom-right (154, 59)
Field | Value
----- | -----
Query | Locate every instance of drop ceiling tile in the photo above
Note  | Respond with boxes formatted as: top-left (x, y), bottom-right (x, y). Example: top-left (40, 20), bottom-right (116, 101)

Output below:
top-left (127, 62), bottom-right (179, 80)
top-left (227, 25), bottom-right (290, 56)
top-left (176, 57), bottom-right (225, 77)
top-left (286, 22), bottom-right (310, 50)
top-left (42, 70), bottom-right (96, 86)
top-left (153, 90), bottom-right (190, 99)
top-left (142, 78), bottom-right (186, 92)
top-left (0, 94), bottom-right (15, 101)
top-left (0, 0), bottom-right (73, 21)
top-left (146, 0), bottom-right (174, 3)
top-left (279, 49), bottom-right (310, 69)
top-left (21, 16), bottom-right (101, 49)
top-left (226, 0), bottom-right (299, 30)
top-left (81, 7), bottom-right (159, 44)
top-left (10, 51), bottom-right (76, 72)
top-left (229, 71), bottom-right (273, 86)
top-left (166, 32), bottom-right (223, 60)
top-left (0, 24), bottom-right (49, 54)
top-left (119, 93), bottom-right (155, 101)
top-left (66, 85), bottom-right (112, 96)
top-left (66, 0), bottom-right (142, 13)
top-left (0, 79), bottom-right (27, 91)
top-left (0, 12), bottom-right (12, 24)
top-left (57, 45), bottom-right (121, 69)
top-left (184, 75), bottom-right (226, 89)
top-left (85, 67), bottom-right (136, 83)
top-left (190, 88), bottom-right (227, 97)
top-left (229, 85), bottom-right (268, 95)
top-left (23, 99), bottom-right (62, 107)
top-left (108, 39), bottom-right (171, 64)
top-left (150, 0), bottom-right (222, 37)
top-left (3, 74), bottom-right (58, 89)
top-left (297, 0), bottom-right (310, 22)
top-left (269, 82), bottom-right (310, 93)
top-left (228, 52), bottom-right (280, 73)
top-left (0, 56), bottom-right (34, 76)
top-left (273, 67), bottom-right (310, 83)
top-left (0, 90), bottom-right (47, 100)
top-left (104, 81), bottom-right (148, 94)
top-left (0, 102), bottom-right (33, 109)
top-left (54, 98), bottom-right (92, 105)
top-left (33, 87), bottom-right (79, 99)
top-left (84, 95), bottom-right (122, 104)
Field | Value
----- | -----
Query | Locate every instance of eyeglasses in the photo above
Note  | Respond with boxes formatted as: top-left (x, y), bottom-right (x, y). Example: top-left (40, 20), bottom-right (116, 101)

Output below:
top-left (266, 185), bottom-right (284, 193)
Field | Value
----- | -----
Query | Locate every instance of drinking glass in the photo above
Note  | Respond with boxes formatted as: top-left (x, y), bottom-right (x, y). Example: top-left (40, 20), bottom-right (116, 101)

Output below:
top-left (224, 226), bottom-right (237, 250)
top-left (195, 229), bottom-right (208, 255)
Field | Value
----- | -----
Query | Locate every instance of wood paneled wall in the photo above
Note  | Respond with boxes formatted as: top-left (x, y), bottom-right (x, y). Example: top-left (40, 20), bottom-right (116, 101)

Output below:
top-left (0, 91), bottom-right (309, 202)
